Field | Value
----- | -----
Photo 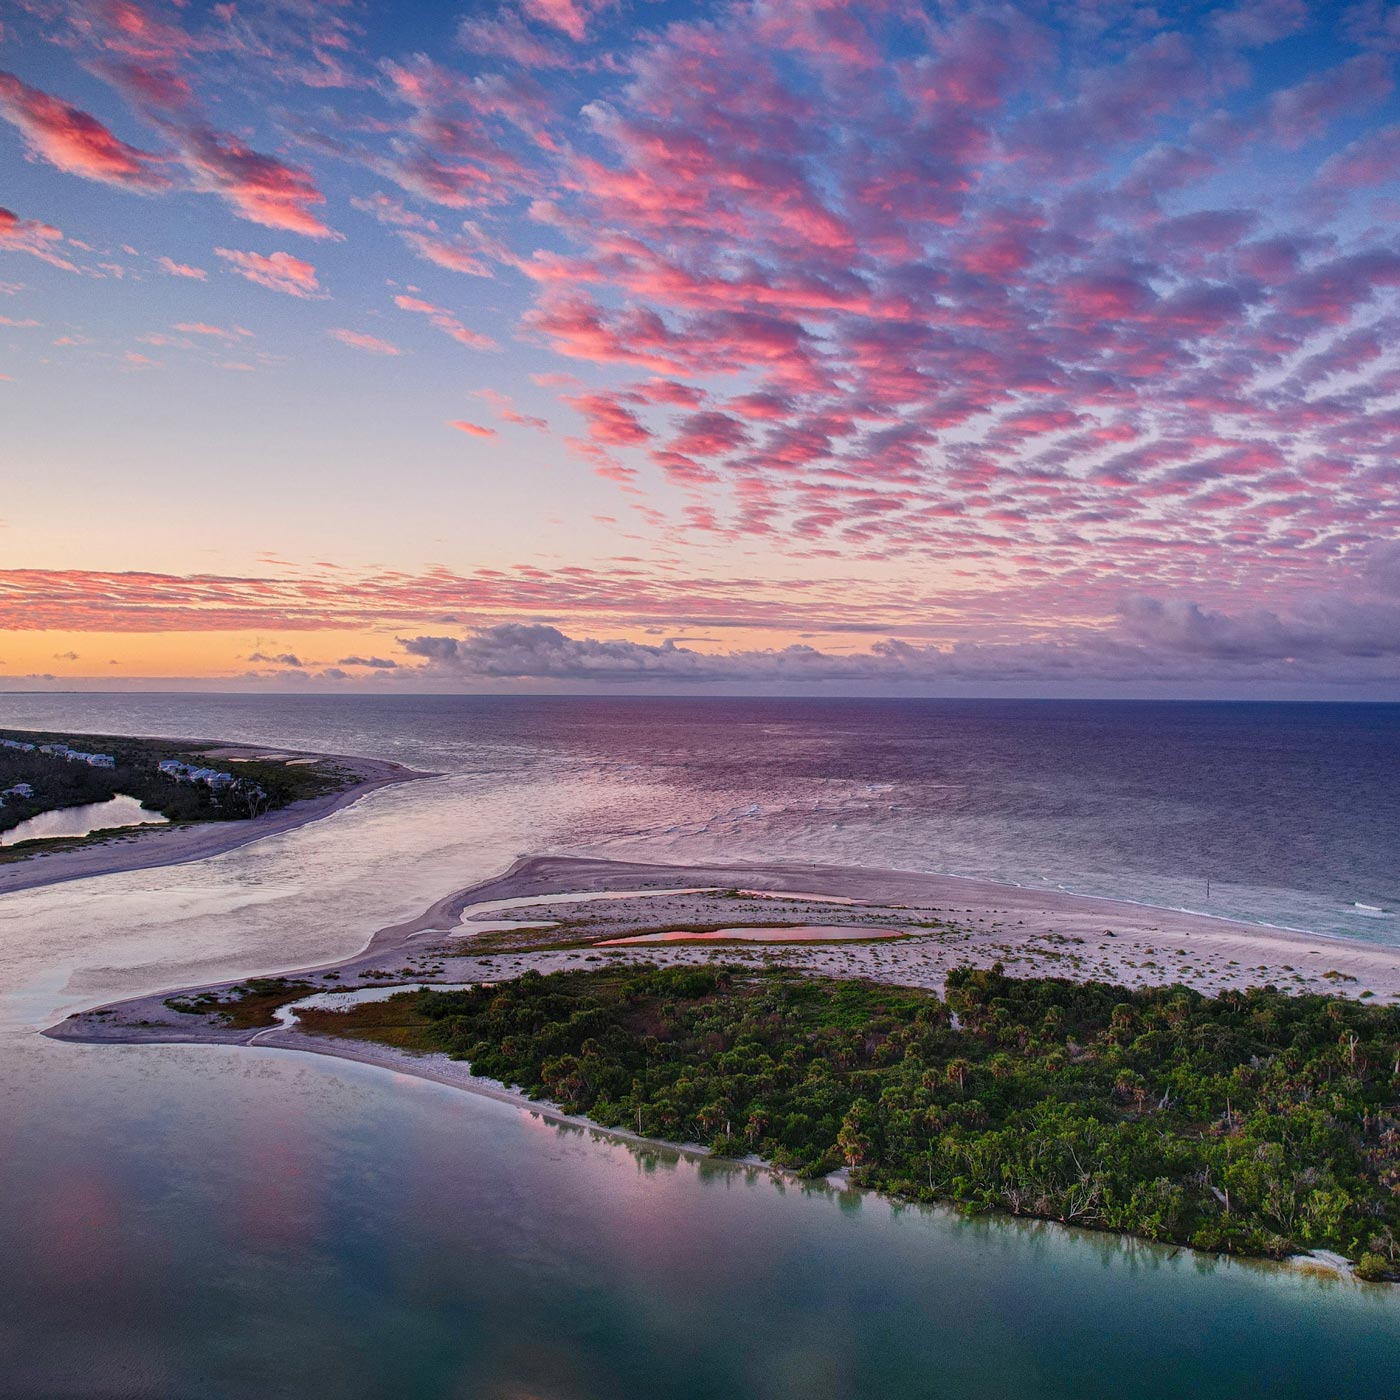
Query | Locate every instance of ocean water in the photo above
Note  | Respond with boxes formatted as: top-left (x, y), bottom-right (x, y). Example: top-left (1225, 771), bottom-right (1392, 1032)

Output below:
top-left (0, 693), bottom-right (1397, 1397)
top-left (3, 693), bottom-right (1397, 939)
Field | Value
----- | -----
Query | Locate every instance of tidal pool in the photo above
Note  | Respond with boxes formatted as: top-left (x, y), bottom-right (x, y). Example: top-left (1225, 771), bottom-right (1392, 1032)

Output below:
top-left (599, 925), bottom-right (909, 943)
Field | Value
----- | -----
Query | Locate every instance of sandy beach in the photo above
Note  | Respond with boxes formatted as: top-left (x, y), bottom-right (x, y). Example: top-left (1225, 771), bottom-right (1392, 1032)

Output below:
top-left (0, 738), bottom-right (432, 896)
top-left (47, 852), bottom-right (1400, 1051)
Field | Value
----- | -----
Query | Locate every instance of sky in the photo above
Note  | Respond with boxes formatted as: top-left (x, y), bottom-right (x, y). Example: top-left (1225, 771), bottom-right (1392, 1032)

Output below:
top-left (2, 0), bottom-right (1400, 696)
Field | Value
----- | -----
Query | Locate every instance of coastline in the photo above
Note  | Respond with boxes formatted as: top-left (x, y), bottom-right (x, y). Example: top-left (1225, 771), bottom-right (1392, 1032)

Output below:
top-left (230, 1026), bottom-right (1379, 1287)
top-left (0, 737), bottom-right (434, 896)
top-left (46, 852), bottom-right (1400, 1046)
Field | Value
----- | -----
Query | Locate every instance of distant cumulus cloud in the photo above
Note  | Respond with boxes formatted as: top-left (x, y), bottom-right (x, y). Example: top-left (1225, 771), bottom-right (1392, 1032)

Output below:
top-left (246, 651), bottom-right (304, 666)
top-left (398, 591), bottom-right (1400, 687)
top-left (337, 654), bottom-right (399, 668)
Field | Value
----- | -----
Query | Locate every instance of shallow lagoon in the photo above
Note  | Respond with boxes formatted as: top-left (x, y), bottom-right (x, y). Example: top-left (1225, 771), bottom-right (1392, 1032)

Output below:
top-left (3, 1040), bottom-right (1395, 1399)
top-left (0, 793), bottom-right (168, 847)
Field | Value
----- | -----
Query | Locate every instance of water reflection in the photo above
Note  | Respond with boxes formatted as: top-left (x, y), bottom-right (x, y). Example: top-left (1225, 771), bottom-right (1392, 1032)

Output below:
top-left (1, 793), bottom-right (168, 847)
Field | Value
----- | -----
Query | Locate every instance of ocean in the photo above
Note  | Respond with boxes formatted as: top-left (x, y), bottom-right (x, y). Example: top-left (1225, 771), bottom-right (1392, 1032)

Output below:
top-left (1, 694), bottom-right (1396, 1396)
top-left (3, 693), bottom-right (1397, 939)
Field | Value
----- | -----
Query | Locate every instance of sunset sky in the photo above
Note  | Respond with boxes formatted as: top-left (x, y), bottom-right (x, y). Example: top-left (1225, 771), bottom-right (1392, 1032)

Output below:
top-left (3, 0), bottom-right (1400, 695)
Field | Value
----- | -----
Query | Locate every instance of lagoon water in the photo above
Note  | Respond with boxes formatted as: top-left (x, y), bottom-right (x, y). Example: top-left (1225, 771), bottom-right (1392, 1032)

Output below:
top-left (1, 695), bottom-right (1397, 1395)
top-left (0, 792), bottom-right (168, 847)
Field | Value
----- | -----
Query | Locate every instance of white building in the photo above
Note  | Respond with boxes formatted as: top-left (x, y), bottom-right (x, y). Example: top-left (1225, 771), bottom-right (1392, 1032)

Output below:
top-left (36, 743), bottom-right (114, 768)
top-left (159, 760), bottom-right (235, 789)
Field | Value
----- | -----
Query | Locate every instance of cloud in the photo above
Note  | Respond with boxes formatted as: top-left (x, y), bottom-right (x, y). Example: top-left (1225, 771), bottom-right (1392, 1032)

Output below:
top-left (1118, 594), bottom-right (1400, 662)
top-left (246, 651), bottom-right (304, 666)
top-left (4, 0), bottom-right (1400, 691)
top-left (329, 327), bottom-right (403, 355)
top-left (175, 124), bottom-right (332, 237)
top-left (173, 322), bottom-right (251, 339)
top-left (1211, 0), bottom-right (1310, 45)
top-left (215, 248), bottom-right (321, 297)
top-left (155, 255), bottom-right (206, 279)
top-left (519, 0), bottom-right (611, 42)
top-left (0, 207), bottom-right (79, 272)
top-left (0, 70), bottom-right (330, 236)
top-left (338, 654), bottom-right (399, 668)
top-left (398, 598), bottom-right (1400, 687)
top-left (449, 420), bottom-right (497, 437)
top-left (393, 294), bottom-right (496, 349)
top-left (0, 71), bottom-right (169, 189)
top-left (456, 9), bottom-right (576, 68)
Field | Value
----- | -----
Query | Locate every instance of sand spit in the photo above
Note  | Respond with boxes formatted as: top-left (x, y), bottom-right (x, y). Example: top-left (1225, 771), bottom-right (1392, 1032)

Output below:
top-left (45, 853), bottom-right (1400, 1057)
top-left (0, 738), bottom-right (432, 896)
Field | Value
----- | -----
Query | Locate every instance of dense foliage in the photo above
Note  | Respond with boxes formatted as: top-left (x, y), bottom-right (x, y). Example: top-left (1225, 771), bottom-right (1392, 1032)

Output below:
top-left (393, 964), bottom-right (1399, 1272)
top-left (0, 728), bottom-right (345, 835)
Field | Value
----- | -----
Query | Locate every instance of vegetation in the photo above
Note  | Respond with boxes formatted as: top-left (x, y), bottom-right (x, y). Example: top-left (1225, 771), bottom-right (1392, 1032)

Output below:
top-left (166, 977), bottom-right (317, 1030)
top-left (301, 963), bottom-right (1400, 1275)
top-left (0, 727), bottom-right (348, 839)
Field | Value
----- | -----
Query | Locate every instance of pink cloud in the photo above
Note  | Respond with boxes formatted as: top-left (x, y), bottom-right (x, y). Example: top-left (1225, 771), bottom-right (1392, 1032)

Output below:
top-left (155, 254), bottom-right (207, 279)
top-left (475, 386), bottom-right (548, 429)
top-left (1316, 122), bottom-right (1400, 189)
top-left (566, 391), bottom-right (651, 446)
top-left (449, 420), bottom-right (498, 438)
top-left (393, 294), bottom-right (496, 349)
top-left (172, 321), bottom-right (251, 339)
top-left (0, 207), bottom-right (79, 272)
top-left (519, 0), bottom-right (608, 42)
top-left (329, 327), bottom-right (403, 355)
top-left (0, 70), bottom-right (169, 189)
top-left (456, 9), bottom-right (576, 68)
top-left (177, 125), bottom-right (333, 237)
top-left (5, 0), bottom-right (1400, 648)
top-left (214, 247), bottom-right (321, 298)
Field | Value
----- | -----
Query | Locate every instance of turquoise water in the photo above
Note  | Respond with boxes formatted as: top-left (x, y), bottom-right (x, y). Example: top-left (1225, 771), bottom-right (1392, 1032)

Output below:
top-left (0, 694), bottom-right (1397, 1396)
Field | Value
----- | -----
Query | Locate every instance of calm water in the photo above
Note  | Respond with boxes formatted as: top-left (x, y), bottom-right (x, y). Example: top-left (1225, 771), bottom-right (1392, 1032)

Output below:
top-left (0, 793), bottom-right (168, 847)
top-left (0, 694), bottom-right (1396, 1396)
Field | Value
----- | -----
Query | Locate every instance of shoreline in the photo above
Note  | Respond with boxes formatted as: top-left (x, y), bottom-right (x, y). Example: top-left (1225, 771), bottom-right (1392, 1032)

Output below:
top-left (46, 852), bottom-right (1400, 1046)
top-left (0, 734), bottom-right (434, 896)
top-left (231, 1028), bottom-right (1373, 1288)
